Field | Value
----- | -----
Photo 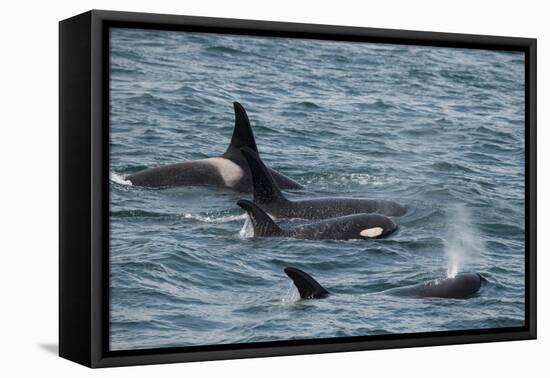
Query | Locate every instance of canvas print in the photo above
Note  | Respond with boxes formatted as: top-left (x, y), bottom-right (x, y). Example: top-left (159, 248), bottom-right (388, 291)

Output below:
top-left (108, 28), bottom-right (525, 351)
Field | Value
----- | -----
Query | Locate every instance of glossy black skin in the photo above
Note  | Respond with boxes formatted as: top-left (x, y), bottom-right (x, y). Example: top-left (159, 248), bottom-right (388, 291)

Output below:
top-left (284, 267), bottom-right (330, 299)
top-left (237, 199), bottom-right (397, 241)
top-left (126, 102), bottom-right (303, 192)
top-left (284, 268), bottom-right (484, 301)
top-left (285, 214), bottom-right (397, 240)
top-left (240, 147), bottom-right (407, 218)
top-left (126, 157), bottom-right (300, 192)
top-left (262, 198), bottom-right (407, 220)
top-left (383, 273), bottom-right (484, 299)
top-left (127, 160), bottom-right (227, 188)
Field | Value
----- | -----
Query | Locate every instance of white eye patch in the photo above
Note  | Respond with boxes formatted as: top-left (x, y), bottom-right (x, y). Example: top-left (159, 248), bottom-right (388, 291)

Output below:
top-left (360, 227), bottom-right (384, 238)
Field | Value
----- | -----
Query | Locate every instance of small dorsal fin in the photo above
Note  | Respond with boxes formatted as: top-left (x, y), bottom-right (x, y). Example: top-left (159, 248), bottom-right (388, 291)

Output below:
top-left (240, 147), bottom-right (288, 205)
top-left (284, 267), bottom-right (330, 299)
top-left (236, 199), bottom-right (283, 237)
top-left (225, 102), bottom-right (258, 155)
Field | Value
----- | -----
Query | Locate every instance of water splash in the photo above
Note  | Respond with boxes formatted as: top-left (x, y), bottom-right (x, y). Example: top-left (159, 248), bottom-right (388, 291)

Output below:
top-left (182, 213), bottom-right (247, 224)
top-left (282, 281), bottom-right (300, 302)
top-left (110, 172), bottom-right (133, 186)
top-left (444, 205), bottom-right (483, 278)
top-left (239, 215), bottom-right (254, 238)
top-left (305, 172), bottom-right (399, 188)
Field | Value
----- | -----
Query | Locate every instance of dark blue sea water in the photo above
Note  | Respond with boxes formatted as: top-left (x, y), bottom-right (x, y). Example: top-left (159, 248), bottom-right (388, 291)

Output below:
top-left (109, 28), bottom-right (525, 351)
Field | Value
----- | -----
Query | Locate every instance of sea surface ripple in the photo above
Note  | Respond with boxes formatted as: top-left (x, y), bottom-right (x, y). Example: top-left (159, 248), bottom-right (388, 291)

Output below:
top-left (109, 29), bottom-right (525, 350)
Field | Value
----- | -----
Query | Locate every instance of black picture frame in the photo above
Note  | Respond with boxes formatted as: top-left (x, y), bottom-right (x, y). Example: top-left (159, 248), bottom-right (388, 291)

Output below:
top-left (59, 9), bottom-right (537, 368)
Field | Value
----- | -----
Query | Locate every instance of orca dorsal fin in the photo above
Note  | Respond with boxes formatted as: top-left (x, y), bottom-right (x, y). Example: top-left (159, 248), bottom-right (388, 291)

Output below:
top-left (240, 147), bottom-right (288, 205)
top-left (225, 102), bottom-right (258, 157)
top-left (236, 199), bottom-right (283, 237)
top-left (284, 267), bottom-right (330, 299)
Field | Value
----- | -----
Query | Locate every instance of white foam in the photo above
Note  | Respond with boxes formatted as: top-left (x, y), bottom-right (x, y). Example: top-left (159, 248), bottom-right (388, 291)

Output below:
top-left (307, 173), bottom-right (399, 188)
top-left (110, 172), bottom-right (133, 186)
top-left (347, 173), bottom-right (399, 187)
top-left (182, 213), bottom-right (247, 224)
top-left (239, 215), bottom-right (254, 238)
top-left (348, 173), bottom-right (373, 185)
top-left (282, 281), bottom-right (300, 302)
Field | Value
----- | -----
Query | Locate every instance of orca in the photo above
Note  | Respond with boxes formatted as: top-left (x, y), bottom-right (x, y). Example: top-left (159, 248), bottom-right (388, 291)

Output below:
top-left (237, 199), bottom-right (397, 240)
top-left (284, 267), bottom-right (484, 300)
top-left (125, 102), bottom-right (303, 192)
top-left (382, 273), bottom-right (485, 299)
top-left (239, 147), bottom-right (407, 219)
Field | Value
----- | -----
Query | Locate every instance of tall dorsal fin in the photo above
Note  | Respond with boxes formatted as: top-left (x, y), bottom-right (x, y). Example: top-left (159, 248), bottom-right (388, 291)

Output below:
top-left (236, 200), bottom-right (283, 237)
top-left (284, 267), bottom-right (330, 299)
top-left (240, 147), bottom-right (288, 205)
top-left (225, 102), bottom-right (258, 155)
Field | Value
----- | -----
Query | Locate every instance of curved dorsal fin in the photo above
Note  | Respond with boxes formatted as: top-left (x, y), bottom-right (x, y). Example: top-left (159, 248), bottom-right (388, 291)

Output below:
top-left (240, 147), bottom-right (288, 205)
top-left (225, 102), bottom-right (258, 155)
top-left (284, 267), bottom-right (330, 299)
top-left (236, 199), bottom-right (283, 237)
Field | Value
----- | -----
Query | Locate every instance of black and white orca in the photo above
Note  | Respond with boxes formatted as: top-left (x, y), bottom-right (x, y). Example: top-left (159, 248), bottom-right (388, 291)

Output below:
top-left (239, 147), bottom-right (406, 219)
top-left (126, 102), bottom-right (303, 192)
top-left (237, 199), bottom-right (397, 240)
top-left (284, 267), bottom-right (485, 300)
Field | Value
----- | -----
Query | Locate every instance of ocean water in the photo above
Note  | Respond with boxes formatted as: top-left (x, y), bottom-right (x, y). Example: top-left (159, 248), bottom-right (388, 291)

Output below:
top-left (109, 28), bottom-right (525, 351)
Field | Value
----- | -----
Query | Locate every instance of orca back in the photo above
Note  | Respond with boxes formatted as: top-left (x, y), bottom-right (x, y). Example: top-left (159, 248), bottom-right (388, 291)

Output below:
top-left (386, 273), bottom-right (484, 299)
